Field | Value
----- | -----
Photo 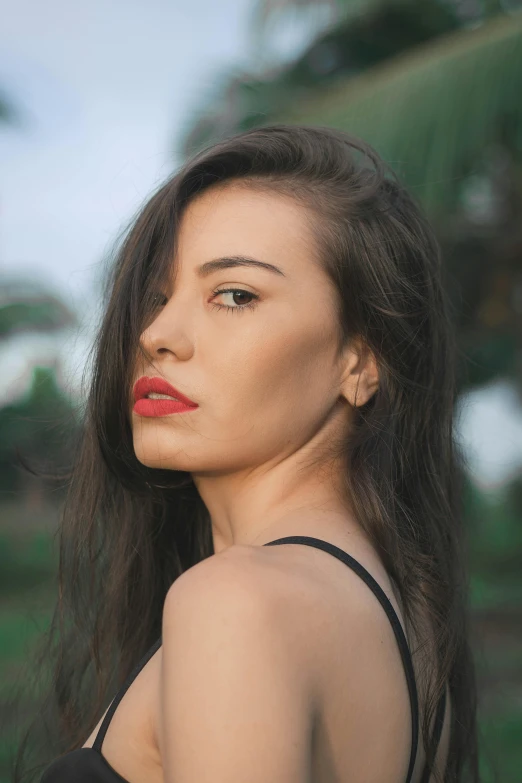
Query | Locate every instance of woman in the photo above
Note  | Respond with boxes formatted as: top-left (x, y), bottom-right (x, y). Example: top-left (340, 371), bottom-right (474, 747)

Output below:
top-left (17, 125), bottom-right (478, 782)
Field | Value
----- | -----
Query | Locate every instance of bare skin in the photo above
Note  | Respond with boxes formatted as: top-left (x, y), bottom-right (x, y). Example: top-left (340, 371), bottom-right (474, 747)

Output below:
top-left (82, 543), bottom-right (450, 783)
top-left (82, 182), bottom-right (451, 782)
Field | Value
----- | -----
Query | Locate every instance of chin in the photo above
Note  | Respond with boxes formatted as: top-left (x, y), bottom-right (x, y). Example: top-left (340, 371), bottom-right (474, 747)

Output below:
top-left (132, 443), bottom-right (194, 473)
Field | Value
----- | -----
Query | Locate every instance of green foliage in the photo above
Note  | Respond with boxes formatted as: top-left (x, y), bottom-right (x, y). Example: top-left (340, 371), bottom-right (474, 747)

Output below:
top-left (0, 366), bottom-right (75, 452)
top-left (465, 476), bottom-right (522, 608)
top-left (0, 366), bottom-right (80, 495)
top-left (249, 0), bottom-right (459, 52)
top-left (278, 0), bottom-right (460, 83)
top-left (179, 0), bottom-right (463, 160)
top-left (478, 710), bottom-right (522, 782)
top-left (0, 597), bottom-right (53, 664)
top-left (458, 333), bottom-right (520, 390)
top-left (0, 531), bottom-right (57, 595)
top-left (272, 12), bottom-right (522, 214)
top-left (180, 6), bottom-right (522, 219)
top-left (0, 299), bottom-right (76, 340)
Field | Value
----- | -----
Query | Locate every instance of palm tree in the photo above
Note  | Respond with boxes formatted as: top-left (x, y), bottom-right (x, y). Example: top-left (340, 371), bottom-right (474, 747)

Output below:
top-left (180, 1), bottom-right (522, 211)
top-left (265, 5), bottom-right (522, 215)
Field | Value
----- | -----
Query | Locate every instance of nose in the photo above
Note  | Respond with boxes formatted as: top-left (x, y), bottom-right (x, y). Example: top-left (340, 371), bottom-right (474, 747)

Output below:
top-left (139, 297), bottom-right (195, 361)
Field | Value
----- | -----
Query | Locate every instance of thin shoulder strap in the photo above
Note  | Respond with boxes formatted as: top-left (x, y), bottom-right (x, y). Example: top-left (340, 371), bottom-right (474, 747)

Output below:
top-left (93, 636), bottom-right (163, 753)
top-left (263, 535), bottom-right (421, 783)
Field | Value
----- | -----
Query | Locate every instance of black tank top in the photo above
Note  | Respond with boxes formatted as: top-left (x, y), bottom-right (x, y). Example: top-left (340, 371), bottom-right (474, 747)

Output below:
top-left (40, 536), bottom-right (447, 783)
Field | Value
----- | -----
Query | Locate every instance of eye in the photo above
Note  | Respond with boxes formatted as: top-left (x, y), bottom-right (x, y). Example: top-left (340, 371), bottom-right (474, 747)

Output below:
top-left (210, 288), bottom-right (260, 314)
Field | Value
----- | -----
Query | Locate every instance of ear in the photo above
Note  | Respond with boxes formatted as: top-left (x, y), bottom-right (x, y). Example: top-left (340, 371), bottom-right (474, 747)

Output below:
top-left (339, 337), bottom-right (379, 407)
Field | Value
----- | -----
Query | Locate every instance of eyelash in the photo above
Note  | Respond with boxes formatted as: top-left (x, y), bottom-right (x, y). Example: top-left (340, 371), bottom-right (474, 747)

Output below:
top-left (209, 287), bottom-right (260, 314)
top-left (150, 288), bottom-right (260, 315)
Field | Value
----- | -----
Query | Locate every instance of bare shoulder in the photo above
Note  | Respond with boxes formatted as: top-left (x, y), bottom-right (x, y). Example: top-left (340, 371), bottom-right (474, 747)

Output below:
top-left (158, 547), bottom-right (318, 782)
top-left (158, 543), bottom-right (421, 782)
top-left (161, 544), bottom-right (321, 677)
top-left (162, 541), bottom-right (352, 639)
top-left (163, 544), bottom-right (279, 604)
top-left (161, 540), bottom-right (398, 696)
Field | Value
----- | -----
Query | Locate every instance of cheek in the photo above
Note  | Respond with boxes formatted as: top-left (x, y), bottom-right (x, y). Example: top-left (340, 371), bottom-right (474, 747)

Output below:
top-left (218, 318), bottom-right (338, 428)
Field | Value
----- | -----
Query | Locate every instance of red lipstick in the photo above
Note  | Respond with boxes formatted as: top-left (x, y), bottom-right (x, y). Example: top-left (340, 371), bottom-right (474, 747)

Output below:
top-left (133, 376), bottom-right (199, 417)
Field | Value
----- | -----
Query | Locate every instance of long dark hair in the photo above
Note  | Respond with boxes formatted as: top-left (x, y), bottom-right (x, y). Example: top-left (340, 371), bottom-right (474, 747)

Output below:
top-left (12, 124), bottom-right (478, 782)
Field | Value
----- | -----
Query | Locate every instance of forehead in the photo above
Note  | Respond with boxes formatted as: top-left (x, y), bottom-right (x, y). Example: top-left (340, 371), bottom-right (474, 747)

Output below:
top-left (175, 182), bottom-right (321, 277)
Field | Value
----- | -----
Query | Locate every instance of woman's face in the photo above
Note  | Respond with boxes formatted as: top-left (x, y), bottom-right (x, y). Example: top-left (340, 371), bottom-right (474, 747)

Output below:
top-left (132, 181), bottom-right (351, 476)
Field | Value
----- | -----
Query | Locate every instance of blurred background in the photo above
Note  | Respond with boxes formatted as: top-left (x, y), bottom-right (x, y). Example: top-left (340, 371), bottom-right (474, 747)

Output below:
top-left (1, 0), bottom-right (522, 780)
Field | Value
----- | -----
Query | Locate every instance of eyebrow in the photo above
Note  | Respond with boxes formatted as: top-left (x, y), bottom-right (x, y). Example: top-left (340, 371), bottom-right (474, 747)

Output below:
top-left (196, 255), bottom-right (286, 278)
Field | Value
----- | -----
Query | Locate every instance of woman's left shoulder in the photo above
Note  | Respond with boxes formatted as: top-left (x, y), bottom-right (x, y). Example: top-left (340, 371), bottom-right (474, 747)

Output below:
top-left (158, 547), bottom-right (316, 782)
top-left (162, 543), bottom-right (313, 629)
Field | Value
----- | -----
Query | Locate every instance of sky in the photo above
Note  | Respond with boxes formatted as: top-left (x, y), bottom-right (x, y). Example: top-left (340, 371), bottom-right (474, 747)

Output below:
top-left (1, 0), bottom-right (522, 491)
top-left (0, 0), bottom-right (259, 307)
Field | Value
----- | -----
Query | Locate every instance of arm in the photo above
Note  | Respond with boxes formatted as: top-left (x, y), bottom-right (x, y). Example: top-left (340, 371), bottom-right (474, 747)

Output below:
top-left (159, 556), bottom-right (314, 783)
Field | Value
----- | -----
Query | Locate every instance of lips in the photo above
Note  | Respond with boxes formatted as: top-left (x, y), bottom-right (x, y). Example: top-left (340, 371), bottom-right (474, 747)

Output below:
top-left (133, 376), bottom-right (198, 407)
top-left (132, 376), bottom-right (198, 417)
